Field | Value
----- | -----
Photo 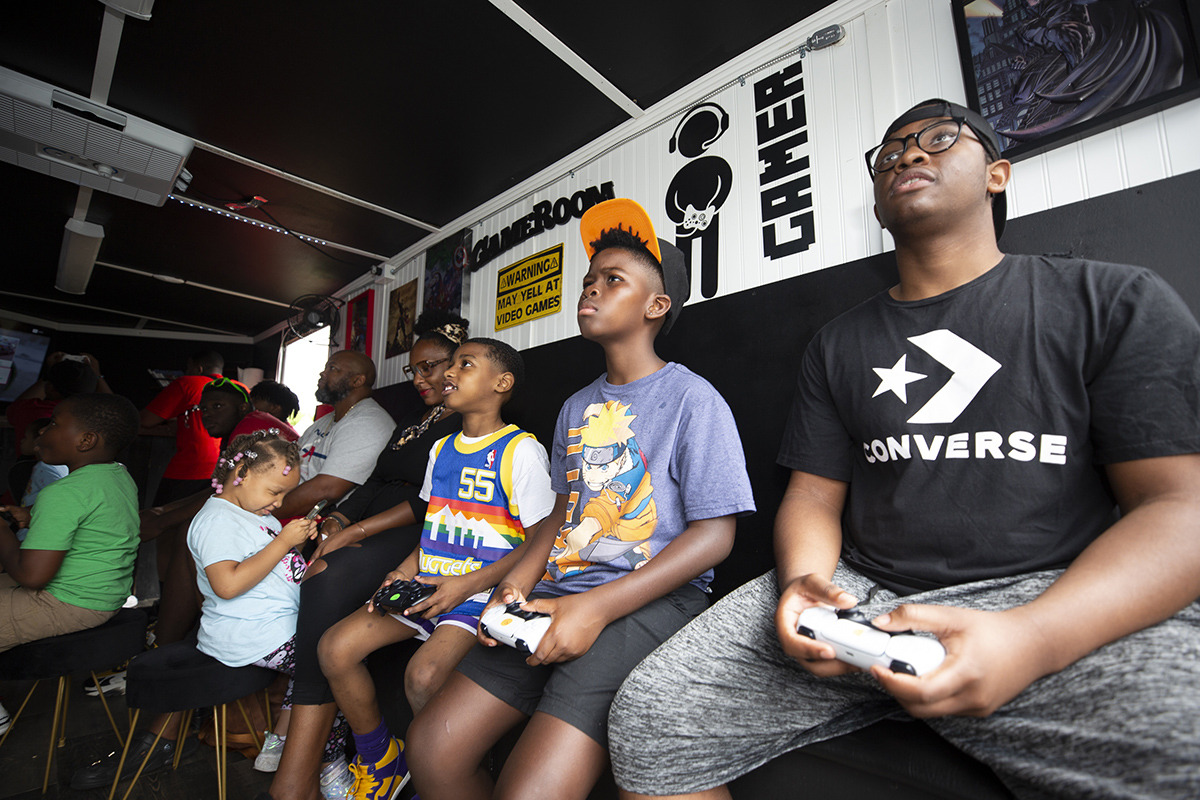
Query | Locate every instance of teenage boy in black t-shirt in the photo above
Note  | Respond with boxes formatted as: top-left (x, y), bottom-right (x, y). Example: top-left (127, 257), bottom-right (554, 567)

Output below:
top-left (608, 100), bottom-right (1200, 800)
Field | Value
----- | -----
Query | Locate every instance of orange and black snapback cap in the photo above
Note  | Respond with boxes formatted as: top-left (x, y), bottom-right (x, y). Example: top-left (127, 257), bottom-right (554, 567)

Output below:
top-left (580, 198), bottom-right (690, 334)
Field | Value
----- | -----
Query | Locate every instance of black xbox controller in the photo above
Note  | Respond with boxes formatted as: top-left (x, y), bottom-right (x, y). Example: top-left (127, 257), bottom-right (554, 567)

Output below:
top-left (372, 578), bottom-right (436, 617)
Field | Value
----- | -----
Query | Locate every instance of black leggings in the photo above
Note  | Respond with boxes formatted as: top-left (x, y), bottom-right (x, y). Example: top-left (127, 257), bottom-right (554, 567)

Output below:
top-left (290, 525), bottom-right (421, 705)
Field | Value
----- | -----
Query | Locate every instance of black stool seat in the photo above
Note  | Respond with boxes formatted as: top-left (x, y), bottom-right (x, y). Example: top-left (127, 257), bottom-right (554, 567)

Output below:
top-left (0, 607), bottom-right (147, 679)
top-left (126, 640), bottom-right (276, 714)
top-left (0, 607), bottom-right (148, 795)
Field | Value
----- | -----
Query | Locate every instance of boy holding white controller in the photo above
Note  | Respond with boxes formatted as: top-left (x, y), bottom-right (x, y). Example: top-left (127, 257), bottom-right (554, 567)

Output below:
top-left (317, 338), bottom-right (554, 800)
top-left (407, 199), bottom-right (756, 800)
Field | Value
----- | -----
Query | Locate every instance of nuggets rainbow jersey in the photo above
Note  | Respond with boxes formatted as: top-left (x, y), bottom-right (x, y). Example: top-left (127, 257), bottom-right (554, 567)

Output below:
top-left (419, 424), bottom-right (534, 581)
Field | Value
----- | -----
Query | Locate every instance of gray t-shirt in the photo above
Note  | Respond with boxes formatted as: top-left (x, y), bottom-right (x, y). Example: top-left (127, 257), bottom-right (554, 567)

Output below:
top-left (779, 255), bottom-right (1200, 595)
top-left (537, 362), bottom-right (756, 596)
top-left (297, 397), bottom-right (395, 503)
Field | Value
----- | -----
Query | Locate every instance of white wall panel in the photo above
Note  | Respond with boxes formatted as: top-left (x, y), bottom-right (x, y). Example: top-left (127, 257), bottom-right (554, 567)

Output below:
top-left (355, 0), bottom-right (1200, 389)
top-left (374, 254), bottom-right (424, 389)
top-left (1162, 100), bottom-right (1200, 175)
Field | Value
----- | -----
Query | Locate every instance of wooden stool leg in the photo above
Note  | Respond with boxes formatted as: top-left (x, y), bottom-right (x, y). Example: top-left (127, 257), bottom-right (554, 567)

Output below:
top-left (42, 677), bottom-right (66, 794)
top-left (173, 708), bottom-right (194, 769)
top-left (220, 704), bottom-right (229, 800)
top-left (234, 698), bottom-right (263, 750)
top-left (119, 711), bottom-right (175, 800)
top-left (0, 680), bottom-right (39, 749)
top-left (91, 670), bottom-right (125, 744)
top-left (212, 707), bottom-right (224, 800)
top-left (58, 683), bottom-right (70, 747)
top-left (107, 708), bottom-right (140, 800)
top-left (263, 687), bottom-right (272, 732)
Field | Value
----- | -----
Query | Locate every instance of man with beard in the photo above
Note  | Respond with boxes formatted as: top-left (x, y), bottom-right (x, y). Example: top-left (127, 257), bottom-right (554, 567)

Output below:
top-left (279, 350), bottom-right (394, 519)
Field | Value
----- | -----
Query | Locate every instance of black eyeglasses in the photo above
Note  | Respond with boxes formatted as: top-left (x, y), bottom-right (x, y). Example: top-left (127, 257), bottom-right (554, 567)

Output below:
top-left (204, 376), bottom-right (250, 403)
top-left (403, 358), bottom-right (448, 380)
top-left (864, 119), bottom-right (968, 178)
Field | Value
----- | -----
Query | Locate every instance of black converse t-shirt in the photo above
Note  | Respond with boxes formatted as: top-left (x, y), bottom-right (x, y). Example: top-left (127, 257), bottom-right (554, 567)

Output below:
top-left (778, 254), bottom-right (1200, 595)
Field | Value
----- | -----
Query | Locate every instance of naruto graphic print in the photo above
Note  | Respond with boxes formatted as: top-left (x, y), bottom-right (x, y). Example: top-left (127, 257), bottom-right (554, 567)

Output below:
top-left (549, 401), bottom-right (656, 579)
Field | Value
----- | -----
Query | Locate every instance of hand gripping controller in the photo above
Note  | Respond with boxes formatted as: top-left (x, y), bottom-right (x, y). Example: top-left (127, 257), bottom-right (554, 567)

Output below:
top-left (797, 606), bottom-right (945, 676)
top-left (372, 578), bottom-right (436, 617)
top-left (480, 602), bottom-right (552, 654)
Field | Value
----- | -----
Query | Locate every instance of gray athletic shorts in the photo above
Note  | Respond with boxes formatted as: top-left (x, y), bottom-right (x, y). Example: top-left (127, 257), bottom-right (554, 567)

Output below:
top-left (610, 566), bottom-right (1200, 799)
top-left (456, 584), bottom-right (708, 748)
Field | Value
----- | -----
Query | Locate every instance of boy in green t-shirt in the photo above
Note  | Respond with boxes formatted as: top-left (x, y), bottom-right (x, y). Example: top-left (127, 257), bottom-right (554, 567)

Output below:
top-left (0, 393), bottom-right (142, 653)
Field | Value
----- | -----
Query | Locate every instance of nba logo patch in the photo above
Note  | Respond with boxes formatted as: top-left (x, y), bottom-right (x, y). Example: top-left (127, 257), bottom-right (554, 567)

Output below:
top-left (486, 449), bottom-right (497, 469)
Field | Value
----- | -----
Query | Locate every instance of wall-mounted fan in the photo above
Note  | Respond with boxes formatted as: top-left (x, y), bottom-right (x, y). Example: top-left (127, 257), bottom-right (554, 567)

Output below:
top-left (287, 294), bottom-right (342, 341)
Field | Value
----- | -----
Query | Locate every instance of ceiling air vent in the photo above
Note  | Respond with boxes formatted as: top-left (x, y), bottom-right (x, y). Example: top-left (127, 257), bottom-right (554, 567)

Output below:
top-left (0, 66), bottom-right (192, 206)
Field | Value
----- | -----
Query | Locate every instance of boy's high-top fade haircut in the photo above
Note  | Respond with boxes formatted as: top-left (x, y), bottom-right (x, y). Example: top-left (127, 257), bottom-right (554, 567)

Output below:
top-left (64, 393), bottom-right (140, 454)
top-left (414, 309), bottom-right (470, 352)
top-left (579, 198), bottom-right (690, 335)
top-left (210, 429), bottom-right (300, 495)
top-left (588, 227), bottom-right (662, 286)
top-left (463, 337), bottom-right (525, 400)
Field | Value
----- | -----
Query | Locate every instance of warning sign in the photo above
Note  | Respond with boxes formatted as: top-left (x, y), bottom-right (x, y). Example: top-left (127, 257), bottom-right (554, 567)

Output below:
top-left (495, 244), bottom-right (563, 331)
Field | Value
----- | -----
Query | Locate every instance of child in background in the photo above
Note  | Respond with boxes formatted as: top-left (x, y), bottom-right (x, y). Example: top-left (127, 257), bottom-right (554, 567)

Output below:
top-left (317, 338), bottom-right (555, 800)
top-left (21, 418), bottom-right (69, 514)
top-left (200, 377), bottom-right (299, 446)
top-left (406, 199), bottom-right (755, 800)
top-left (250, 380), bottom-right (302, 426)
top-left (6, 418), bottom-right (68, 541)
top-left (0, 393), bottom-right (141, 652)
top-left (187, 431), bottom-right (353, 798)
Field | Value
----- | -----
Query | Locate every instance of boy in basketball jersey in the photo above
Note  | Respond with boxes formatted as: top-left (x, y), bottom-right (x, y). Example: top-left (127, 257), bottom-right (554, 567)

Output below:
top-left (317, 338), bottom-right (555, 800)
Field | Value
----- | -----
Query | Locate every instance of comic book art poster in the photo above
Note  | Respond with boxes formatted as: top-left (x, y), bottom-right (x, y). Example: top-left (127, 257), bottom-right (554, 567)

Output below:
top-left (385, 279), bottom-right (418, 359)
top-left (345, 289), bottom-right (374, 358)
top-left (547, 401), bottom-right (656, 580)
top-left (423, 229), bottom-right (471, 316)
top-left (953, 0), bottom-right (1200, 158)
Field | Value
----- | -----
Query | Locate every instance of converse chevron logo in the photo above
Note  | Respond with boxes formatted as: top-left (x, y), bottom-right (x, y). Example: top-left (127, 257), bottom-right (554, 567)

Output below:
top-left (871, 329), bottom-right (1001, 424)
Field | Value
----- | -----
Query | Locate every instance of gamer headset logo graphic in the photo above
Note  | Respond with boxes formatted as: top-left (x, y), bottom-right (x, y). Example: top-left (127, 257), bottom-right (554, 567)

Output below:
top-left (665, 102), bottom-right (733, 299)
top-left (871, 330), bottom-right (1001, 424)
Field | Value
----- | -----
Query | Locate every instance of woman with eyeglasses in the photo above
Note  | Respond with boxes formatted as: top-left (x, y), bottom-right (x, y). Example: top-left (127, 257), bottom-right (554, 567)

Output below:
top-left (261, 311), bottom-right (469, 800)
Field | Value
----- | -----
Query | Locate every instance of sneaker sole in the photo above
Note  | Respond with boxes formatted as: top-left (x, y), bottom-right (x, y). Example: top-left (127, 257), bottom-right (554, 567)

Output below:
top-left (386, 772), bottom-right (410, 800)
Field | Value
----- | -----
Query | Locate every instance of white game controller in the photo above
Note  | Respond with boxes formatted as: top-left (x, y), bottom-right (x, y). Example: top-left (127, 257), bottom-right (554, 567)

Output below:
top-left (480, 602), bottom-right (552, 654)
top-left (796, 606), bottom-right (946, 676)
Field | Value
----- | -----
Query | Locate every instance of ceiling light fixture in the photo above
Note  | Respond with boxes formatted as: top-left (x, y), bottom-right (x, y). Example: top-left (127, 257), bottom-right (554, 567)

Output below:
top-left (56, 218), bottom-right (105, 294)
top-left (169, 195), bottom-right (388, 261)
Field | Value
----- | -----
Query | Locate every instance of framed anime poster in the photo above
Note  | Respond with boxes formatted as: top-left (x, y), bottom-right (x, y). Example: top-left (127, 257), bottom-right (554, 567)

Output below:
top-left (346, 289), bottom-right (374, 358)
top-left (385, 279), bottom-right (419, 359)
top-left (952, 0), bottom-right (1200, 160)
top-left (423, 229), bottom-right (471, 315)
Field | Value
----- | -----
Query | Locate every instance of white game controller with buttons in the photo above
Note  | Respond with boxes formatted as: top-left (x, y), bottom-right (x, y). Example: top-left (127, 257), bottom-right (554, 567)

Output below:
top-left (797, 606), bottom-right (946, 676)
top-left (481, 602), bottom-right (552, 654)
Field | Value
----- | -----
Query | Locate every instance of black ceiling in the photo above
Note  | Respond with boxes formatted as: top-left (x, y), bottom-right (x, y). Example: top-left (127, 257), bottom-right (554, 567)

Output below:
top-left (1, 0), bottom-right (831, 339)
